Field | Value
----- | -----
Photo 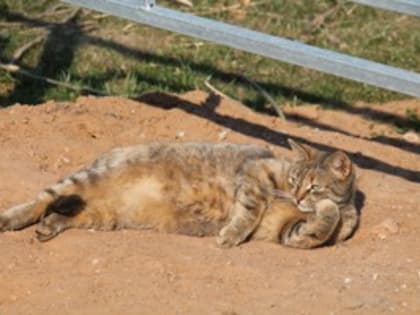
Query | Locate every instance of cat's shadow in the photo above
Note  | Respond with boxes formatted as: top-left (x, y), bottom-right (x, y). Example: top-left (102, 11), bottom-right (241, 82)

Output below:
top-left (355, 190), bottom-right (365, 216)
top-left (334, 190), bottom-right (365, 244)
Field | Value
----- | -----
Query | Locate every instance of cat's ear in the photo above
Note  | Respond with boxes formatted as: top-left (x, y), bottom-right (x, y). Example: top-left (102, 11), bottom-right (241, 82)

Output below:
top-left (326, 151), bottom-right (353, 180)
top-left (288, 139), bottom-right (318, 160)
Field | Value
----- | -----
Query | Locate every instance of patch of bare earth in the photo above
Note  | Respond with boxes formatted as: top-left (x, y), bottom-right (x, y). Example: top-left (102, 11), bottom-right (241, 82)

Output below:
top-left (0, 91), bottom-right (419, 315)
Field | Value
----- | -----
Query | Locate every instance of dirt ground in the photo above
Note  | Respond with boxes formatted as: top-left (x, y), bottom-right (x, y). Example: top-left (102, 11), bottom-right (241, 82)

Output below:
top-left (0, 90), bottom-right (419, 315)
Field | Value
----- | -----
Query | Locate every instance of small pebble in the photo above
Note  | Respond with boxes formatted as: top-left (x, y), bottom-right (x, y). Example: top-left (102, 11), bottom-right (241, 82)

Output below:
top-left (176, 131), bottom-right (185, 139)
top-left (344, 277), bottom-right (352, 285)
top-left (372, 273), bottom-right (379, 281)
top-left (344, 300), bottom-right (364, 310)
top-left (167, 271), bottom-right (176, 282)
top-left (218, 129), bottom-right (230, 140)
top-left (371, 218), bottom-right (399, 239)
top-left (91, 258), bottom-right (99, 265)
top-left (402, 131), bottom-right (419, 143)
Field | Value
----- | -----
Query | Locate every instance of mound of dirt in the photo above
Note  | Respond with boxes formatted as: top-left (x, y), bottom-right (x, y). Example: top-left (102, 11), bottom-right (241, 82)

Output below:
top-left (0, 91), bottom-right (419, 315)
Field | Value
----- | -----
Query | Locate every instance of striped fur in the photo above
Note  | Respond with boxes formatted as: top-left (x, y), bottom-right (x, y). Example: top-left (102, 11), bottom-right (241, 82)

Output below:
top-left (0, 140), bottom-right (358, 248)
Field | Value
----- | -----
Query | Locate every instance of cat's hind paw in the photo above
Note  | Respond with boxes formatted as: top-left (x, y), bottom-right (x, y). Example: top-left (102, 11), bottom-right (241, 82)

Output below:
top-left (35, 213), bottom-right (69, 242)
top-left (35, 222), bottom-right (60, 242)
top-left (0, 215), bottom-right (11, 232)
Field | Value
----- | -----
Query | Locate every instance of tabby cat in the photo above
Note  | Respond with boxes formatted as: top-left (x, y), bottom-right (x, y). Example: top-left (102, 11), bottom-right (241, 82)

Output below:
top-left (0, 140), bottom-right (358, 249)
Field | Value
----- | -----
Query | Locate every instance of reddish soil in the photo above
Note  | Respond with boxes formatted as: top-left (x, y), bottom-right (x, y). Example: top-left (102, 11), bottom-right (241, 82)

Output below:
top-left (0, 91), bottom-right (419, 315)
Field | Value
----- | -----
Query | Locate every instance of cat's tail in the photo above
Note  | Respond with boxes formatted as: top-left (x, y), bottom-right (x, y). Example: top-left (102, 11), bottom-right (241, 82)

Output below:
top-left (0, 167), bottom-right (94, 232)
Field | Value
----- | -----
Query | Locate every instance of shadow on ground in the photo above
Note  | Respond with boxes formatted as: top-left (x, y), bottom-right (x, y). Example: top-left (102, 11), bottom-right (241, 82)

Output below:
top-left (138, 92), bottom-right (420, 183)
top-left (1, 9), bottom-right (82, 105)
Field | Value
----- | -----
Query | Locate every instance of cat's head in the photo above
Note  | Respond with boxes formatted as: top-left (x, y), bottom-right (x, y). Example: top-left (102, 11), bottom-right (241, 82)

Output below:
top-left (287, 139), bottom-right (355, 212)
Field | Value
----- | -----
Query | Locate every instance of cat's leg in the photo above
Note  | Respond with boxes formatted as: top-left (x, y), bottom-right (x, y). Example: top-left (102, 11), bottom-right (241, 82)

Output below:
top-left (336, 205), bottom-right (359, 242)
top-left (0, 191), bottom-right (57, 231)
top-left (217, 185), bottom-right (267, 248)
top-left (217, 202), bottom-right (263, 248)
top-left (1, 164), bottom-right (107, 233)
top-left (282, 199), bottom-right (340, 249)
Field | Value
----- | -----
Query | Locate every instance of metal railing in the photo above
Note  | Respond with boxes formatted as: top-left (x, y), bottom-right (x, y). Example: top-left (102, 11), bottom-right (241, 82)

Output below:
top-left (62, 0), bottom-right (420, 98)
top-left (350, 0), bottom-right (420, 17)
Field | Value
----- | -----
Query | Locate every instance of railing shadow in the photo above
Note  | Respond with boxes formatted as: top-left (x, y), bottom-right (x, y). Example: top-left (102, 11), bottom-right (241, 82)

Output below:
top-left (0, 29), bottom-right (11, 105)
top-left (137, 92), bottom-right (420, 183)
top-left (1, 9), bottom-right (81, 106)
top-left (286, 113), bottom-right (420, 155)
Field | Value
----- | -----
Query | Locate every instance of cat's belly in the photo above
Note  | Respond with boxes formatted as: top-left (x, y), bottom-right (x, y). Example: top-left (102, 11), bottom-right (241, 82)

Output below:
top-left (162, 177), bottom-right (235, 236)
top-left (83, 173), bottom-right (234, 235)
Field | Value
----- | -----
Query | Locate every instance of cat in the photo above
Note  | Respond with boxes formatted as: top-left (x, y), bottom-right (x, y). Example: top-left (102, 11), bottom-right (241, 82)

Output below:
top-left (0, 139), bottom-right (358, 249)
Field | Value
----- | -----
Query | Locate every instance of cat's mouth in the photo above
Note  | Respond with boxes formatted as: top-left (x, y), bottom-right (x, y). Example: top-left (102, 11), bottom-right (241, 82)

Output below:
top-left (271, 190), bottom-right (316, 213)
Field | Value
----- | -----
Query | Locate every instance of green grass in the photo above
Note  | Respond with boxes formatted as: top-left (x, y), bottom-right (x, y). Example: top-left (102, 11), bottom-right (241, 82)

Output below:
top-left (0, 0), bottom-right (420, 130)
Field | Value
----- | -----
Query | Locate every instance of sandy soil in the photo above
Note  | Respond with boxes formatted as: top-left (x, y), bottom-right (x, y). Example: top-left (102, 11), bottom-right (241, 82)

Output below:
top-left (0, 91), bottom-right (419, 315)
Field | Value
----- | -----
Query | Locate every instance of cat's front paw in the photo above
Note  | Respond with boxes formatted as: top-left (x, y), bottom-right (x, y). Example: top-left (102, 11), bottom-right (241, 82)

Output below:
top-left (315, 199), bottom-right (339, 217)
top-left (216, 226), bottom-right (243, 248)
